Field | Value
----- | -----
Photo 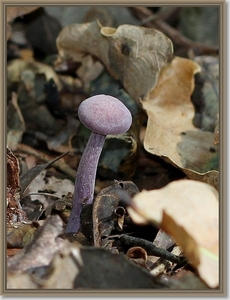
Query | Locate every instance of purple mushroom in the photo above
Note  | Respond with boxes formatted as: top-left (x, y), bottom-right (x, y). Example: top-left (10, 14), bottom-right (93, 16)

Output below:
top-left (65, 94), bottom-right (132, 233)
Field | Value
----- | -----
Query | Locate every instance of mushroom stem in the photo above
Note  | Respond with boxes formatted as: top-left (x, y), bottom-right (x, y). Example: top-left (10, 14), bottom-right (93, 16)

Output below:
top-left (65, 132), bottom-right (105, 233)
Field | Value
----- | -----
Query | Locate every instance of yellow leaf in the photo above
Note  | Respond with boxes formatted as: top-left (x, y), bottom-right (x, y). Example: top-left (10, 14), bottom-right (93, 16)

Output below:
top-left (142, 56), bottom-right (219, 189)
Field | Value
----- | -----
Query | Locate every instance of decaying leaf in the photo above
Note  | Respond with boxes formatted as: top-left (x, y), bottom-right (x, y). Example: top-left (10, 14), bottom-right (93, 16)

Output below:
top-left (7, 215), bottom-right (64, 273)
top-left (7, 241), bottom-right (79, 290)
top-left (7, 147), bottom-right (20, 203)
top-left (7, 242), bottom-right (167, 289)
top-left (6, 8), bottom-right (222, 291)
top-left (127, 179), bottom-right (219, 288)
top-left (23, 172), bottom-right (74, 223)
top-left (142, 56), bottom-right (219, 189)
top-left (92, 180), bottom-right (139, 247)
top-left (7, 238), bottom-right (80, 289)
top-left (73, 247), bottom-right (163, 289)
top-left (7, 147), bottom-right (27, 224)
top-left (20, 152), bottom-right (70, 197)
top-left (92, 188), bottom-right (120, 247)
top-left (126, 246), bottom-right (148, 269)
top-left (153, 229), bottom-right (175, 251)
top-left (56, 20), bottom-right (173, 101)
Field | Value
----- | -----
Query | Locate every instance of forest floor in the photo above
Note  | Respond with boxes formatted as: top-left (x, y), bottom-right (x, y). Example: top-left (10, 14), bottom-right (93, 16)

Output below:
top-left (6, 5), bottom-right (220, 294)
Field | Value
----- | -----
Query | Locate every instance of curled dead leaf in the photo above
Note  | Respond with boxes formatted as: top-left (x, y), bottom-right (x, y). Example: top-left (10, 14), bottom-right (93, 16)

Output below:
top-left (92, 180), bottom-right (139, 247)
top-left (142, 56), bottom-right (219, 189)
top-left (126, 246), bottom-right (148, 269)
top-left (56, 21), bottom-right (173, 101)
top-left (127, 179), bottom-right (219, 288)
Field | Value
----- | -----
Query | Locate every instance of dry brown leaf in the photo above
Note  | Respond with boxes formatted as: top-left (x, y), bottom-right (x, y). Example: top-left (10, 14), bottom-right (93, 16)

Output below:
top-left (8, 243), bottom-right (163, 289)
top-left (126, 246), bottom-right (148, 269)
top-left (33, 241), bottom-right (82, 289)
top-left (7, 215), bottom-right (64, 273)
top-left (56, 21), bottom-right (173, 101)
top-left (7, 239), bottom-right (80, 289)
top-left (127, 179), bottom-right (219, 288)
top-left (142, 56), bottom-right (219, 189)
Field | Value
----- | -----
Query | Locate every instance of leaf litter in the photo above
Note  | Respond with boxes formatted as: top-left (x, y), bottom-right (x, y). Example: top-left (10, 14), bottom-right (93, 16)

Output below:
top-left (6, 6), bottom-right (220, 291)
top-left (127, 179), bottom-right (219, 288)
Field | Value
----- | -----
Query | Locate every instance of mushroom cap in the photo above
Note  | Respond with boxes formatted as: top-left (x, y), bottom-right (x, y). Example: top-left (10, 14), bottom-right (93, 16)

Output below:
top-left (78, 94), bottom-right (132, 135)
